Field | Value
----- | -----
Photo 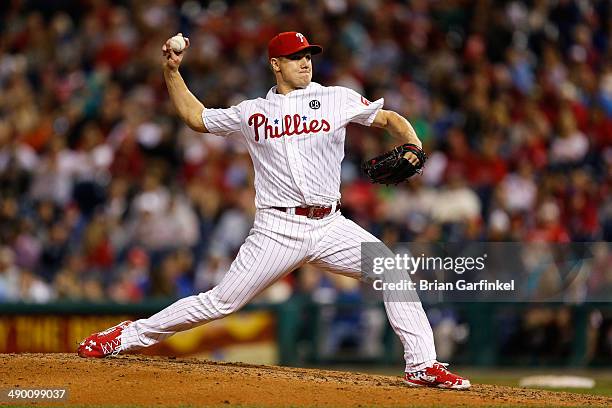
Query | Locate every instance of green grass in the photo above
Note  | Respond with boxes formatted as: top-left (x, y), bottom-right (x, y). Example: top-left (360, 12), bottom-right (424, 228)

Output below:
top-left (332, 365), bottom-right (612, 398)
top-left (462, 368), bottom-right (612, 397)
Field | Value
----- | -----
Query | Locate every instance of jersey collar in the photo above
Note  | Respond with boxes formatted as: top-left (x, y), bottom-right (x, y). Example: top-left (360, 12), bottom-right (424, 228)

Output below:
top-left (266, 82), bottom-right (320, 99)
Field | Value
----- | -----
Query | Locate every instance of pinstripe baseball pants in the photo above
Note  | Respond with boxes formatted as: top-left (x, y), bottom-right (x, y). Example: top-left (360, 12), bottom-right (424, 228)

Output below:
top-left (121, 208), bottom-right (436, 372)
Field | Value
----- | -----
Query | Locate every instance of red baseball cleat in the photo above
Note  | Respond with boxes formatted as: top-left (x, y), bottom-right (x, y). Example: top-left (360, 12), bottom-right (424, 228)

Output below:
top-left (404, 362), bottom-right (471, 389)
top-left (77, 320), bottom-right (132, 358)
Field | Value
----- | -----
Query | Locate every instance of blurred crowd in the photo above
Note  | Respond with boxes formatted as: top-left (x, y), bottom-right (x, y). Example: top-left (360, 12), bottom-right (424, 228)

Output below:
top-left (0, 0), bottom-right (611, 304)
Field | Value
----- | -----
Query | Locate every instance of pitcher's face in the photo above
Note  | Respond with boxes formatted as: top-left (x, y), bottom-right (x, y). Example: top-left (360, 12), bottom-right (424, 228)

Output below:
top-left (271, 51), bottom-right (313, 90)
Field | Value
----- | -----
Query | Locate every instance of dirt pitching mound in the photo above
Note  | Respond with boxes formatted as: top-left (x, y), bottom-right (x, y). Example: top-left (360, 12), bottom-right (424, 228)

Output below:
top-left (1, 354), bottom-right (610, 407)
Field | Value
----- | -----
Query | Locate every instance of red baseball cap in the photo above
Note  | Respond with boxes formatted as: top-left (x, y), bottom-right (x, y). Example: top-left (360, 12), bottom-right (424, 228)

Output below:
top-left (268, 32), bottom-right (323, 59)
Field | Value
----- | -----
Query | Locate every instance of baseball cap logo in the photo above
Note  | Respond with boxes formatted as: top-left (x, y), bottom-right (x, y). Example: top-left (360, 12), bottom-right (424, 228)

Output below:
top-left (268, 32), bottom-right (323, 59)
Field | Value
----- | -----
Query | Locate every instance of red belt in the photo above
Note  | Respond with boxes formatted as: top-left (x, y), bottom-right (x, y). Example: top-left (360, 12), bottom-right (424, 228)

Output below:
top-left (273, 202), bottom-right (340, 220)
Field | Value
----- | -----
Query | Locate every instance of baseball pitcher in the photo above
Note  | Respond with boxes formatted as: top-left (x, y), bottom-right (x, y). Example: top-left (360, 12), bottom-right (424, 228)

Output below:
top-left (78, 31), bottom-right (470, 390)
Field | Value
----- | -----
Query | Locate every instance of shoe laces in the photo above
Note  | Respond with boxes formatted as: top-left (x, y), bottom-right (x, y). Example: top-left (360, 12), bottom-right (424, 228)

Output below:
top-left (99, 338), bottom-right (122, 356)
top-left (433, 362), bottom-right (450, 372)
top-left (110, 345), bottom-right (121, 357)
top-left (432, 362), bottom-right (464, 384)
top-left (409, 362), bottom-right (450, 377)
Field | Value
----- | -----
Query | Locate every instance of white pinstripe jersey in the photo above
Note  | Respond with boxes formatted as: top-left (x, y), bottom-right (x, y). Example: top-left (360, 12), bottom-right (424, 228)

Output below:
top-left (202, 82), bottom-right (384, 209)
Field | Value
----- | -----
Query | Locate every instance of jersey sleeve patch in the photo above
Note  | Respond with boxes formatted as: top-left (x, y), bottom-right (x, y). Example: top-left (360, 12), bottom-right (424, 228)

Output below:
top-left (344, 88), bottom-right (384, 127)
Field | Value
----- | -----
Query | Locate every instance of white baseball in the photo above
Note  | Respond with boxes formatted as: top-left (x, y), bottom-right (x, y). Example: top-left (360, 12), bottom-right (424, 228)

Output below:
top-left (168, 35), bottom-right (186, 53)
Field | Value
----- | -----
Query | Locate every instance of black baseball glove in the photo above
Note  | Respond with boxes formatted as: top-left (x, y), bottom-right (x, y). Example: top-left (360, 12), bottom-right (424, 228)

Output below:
top-left (361, 143), bottom-right (427, 185)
